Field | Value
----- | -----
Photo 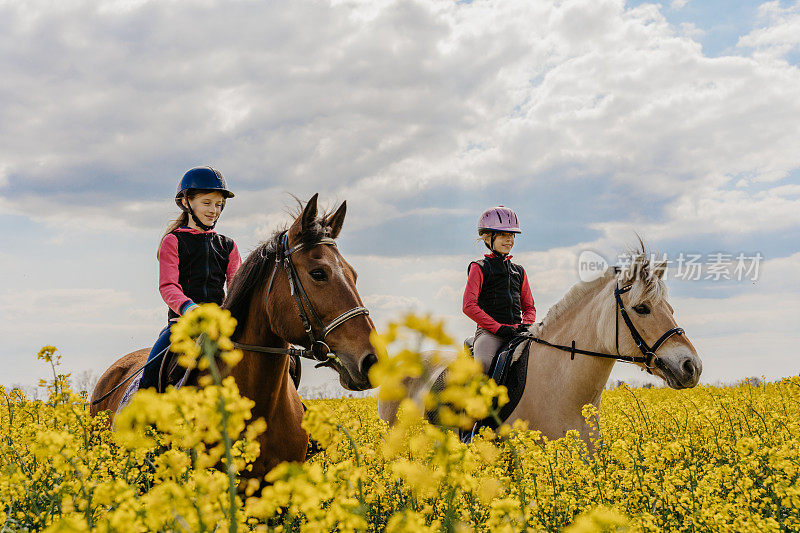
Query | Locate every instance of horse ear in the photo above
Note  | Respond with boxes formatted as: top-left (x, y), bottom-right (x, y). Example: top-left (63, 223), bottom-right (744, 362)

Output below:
top-left (326, 201), bottom-right (347, 239)
top-left (302, 193), bottom-right (319, 231)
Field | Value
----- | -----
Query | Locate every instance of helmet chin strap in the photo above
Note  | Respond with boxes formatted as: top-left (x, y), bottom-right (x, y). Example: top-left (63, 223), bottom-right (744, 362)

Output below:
top-left (183, 192), bottom-right (217, 231)
top-left (485, 233), bottom-right (508, 257)
top-left (483, 233), bottom-right (496, 252)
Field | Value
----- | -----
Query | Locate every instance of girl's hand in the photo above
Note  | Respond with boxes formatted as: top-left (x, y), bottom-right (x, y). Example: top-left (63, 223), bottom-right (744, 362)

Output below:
top-left (496, 325), bottom-right (516, 340)
top-left (516, 323), bottom-right (530, 333)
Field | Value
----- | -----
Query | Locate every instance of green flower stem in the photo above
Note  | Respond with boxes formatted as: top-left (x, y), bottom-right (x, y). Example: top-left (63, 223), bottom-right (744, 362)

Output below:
top-left (202, 337), bottom-right (238, 533)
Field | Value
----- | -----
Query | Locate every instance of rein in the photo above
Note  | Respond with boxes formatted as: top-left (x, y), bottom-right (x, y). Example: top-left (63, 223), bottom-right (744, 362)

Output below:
top-left (233, 231), bottom-right (370, 368)
top-left (523, 280), bottom-right (684, 374)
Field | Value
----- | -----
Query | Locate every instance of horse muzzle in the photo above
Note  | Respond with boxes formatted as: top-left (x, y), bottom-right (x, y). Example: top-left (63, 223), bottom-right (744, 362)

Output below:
top-left (335, 351), bottom-right (377, 391)
top-left (654, 351), bottom-right (702, 389)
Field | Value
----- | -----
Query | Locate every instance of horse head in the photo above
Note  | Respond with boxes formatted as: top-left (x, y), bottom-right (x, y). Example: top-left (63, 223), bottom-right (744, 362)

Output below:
top-left (599, 247), bottom-right (702, 389)
top-left (262, 194), bottom-right (377, 391)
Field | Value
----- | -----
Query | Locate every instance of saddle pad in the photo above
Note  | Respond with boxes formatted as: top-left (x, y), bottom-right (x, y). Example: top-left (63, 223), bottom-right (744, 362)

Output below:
top-left (491, 338), bottom-right (532, 429)
top-left (114, 373), bottom-right (143, 425)
top-left (113, 367), bottom-right (191, 429)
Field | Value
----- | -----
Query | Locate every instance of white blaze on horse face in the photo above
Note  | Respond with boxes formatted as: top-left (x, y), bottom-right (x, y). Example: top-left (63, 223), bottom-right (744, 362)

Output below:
top-left (322, 250), bottom-right (373, 390)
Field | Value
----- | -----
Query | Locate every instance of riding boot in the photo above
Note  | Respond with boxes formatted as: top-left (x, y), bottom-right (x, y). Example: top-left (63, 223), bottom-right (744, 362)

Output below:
top-left (140, 324), bottom-right (173, 392)
top-left (139, 360), bottom-right (161, 391)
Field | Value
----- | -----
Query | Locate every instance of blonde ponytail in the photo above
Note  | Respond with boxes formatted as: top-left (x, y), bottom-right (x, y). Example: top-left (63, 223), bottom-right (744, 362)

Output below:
top-left (156, 211), bottom-right (189, 259)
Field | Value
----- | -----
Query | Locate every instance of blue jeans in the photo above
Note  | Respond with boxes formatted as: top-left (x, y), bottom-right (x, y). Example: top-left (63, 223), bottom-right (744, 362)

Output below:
top-left (139, 323), bottom-right (173, 390)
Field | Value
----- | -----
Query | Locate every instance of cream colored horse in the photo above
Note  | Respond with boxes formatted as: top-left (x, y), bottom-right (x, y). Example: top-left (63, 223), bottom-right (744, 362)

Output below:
top-left (379, 250), bottom-right (702, 452)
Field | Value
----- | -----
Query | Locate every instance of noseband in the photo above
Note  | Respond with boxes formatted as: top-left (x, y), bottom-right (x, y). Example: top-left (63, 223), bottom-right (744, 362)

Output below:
top-left (525, 278), bottom-right (684, 374)
top-left (233, 231), bottom-right (370, 367)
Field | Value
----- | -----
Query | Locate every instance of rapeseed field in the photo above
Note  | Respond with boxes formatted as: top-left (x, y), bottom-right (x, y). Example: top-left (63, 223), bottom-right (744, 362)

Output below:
top-left (1, 307), bottom-right (798, 532)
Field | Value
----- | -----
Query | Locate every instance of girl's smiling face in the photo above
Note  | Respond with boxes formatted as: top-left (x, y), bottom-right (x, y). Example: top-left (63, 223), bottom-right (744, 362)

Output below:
top-left (184, 191), bottom-right (225, 229)
top-left (484, 231), bottom-right (515, 255)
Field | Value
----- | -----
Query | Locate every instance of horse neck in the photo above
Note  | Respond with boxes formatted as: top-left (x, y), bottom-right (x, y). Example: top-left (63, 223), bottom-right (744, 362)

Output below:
top-left (228, 270), bottom-right (293, 420)
top-left (534, 276), bottom-right (617, 409)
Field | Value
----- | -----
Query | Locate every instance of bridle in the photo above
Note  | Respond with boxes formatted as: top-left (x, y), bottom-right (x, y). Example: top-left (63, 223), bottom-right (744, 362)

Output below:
top-left (611, 281), bottom-right (684, 372)
top-left (233, 231), bottom-right (370, 368)
top-left (524, 275), bottom-right (684, 374)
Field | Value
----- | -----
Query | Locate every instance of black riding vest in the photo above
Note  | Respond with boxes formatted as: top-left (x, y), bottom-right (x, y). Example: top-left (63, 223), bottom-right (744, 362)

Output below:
top-left (168, 229), bottom-right (235, 320)
top-left (469, 254), bottom-right (526, 325)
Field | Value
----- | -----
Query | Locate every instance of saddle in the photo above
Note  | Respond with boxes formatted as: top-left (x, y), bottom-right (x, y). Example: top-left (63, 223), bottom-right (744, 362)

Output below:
top-left (463, 334), bottom-right (532, 442)
top-left (154, 350), bottom-right (187, 392)
top-left (427, 334), bottom-right (533, 443)
top-left (154, 349), bottom-right (303, 393)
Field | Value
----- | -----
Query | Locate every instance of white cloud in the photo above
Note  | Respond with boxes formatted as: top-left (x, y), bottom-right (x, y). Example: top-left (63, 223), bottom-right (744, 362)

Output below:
top-left (401, 267), bottom-right (464, 284)
top-left (673, 292), bottom-right (800, 337)
top-left (6, 196), bottom-right (174, 236)
top-left (678, 22), bottom-right (704, 40)
top-left (1, 288), bottom-right (134, 319)
top-left (1, 0), bottom-right (798, 248)
top-left (362, 293), bottom-right (422, 311)
top-left (737, 1), bottom-right (800, 60)
top-left (589, 184), bottom-right (800, 241)
top-left (435, 284), bottom-right (461, 303)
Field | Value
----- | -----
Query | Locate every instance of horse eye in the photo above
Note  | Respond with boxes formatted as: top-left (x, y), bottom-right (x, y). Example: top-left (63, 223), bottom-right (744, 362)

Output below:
top-left (633, 304), bottom-right (651, 315)
top-left (310, 269), bottom-right (328, 282)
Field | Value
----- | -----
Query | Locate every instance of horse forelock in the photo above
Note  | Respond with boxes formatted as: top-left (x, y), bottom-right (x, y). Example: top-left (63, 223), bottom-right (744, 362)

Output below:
top-left (617, 242), bottom-right (668, 306)
top-left (287, 197), bottom-right (337, 249)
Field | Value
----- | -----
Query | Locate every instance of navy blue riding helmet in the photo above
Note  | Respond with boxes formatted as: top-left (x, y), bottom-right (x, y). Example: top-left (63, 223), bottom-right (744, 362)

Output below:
top-left (175, 166), bottom-right (234, 231)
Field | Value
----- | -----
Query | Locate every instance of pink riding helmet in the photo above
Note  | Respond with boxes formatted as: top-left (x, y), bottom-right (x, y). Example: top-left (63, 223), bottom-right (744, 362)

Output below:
top-left (478, 205), bottom-right (521, 233)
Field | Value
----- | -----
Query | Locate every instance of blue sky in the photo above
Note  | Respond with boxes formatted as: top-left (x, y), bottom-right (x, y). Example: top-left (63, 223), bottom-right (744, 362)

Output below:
top-left (627, 0), bottom-right (765, 56)
top-left (1, 0), bottom-right (799, 395)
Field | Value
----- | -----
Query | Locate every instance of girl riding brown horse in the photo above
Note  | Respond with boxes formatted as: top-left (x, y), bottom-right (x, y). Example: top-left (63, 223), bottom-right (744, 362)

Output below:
top-left (91, 194), bottom-right (376, 476)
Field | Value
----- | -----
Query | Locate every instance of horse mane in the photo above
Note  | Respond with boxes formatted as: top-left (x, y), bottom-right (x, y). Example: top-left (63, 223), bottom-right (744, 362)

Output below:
top-left (223, 202), bottom-right (335, 339)
top-left (532, 237), bottom-right (667, 336)
top-left (532, 272), bottom-right (613, 336)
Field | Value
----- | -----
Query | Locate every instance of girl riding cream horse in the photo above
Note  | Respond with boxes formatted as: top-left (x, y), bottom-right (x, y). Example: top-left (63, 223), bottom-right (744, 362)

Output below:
top-left (462, 205), bottom-right (536, 373)
top-left (380, 241), bottom-right (702, 453)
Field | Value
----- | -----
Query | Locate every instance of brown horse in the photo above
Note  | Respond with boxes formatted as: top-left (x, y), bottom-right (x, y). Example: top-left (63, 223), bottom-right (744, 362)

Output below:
top-left (91, 194), bottom-right (377, 476)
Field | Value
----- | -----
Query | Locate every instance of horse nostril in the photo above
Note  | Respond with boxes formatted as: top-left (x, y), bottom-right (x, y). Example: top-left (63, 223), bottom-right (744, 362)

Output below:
top-left (360, 353), bottom-right (377, 376)
top-left (682, 359), bottom-right (695, 376)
